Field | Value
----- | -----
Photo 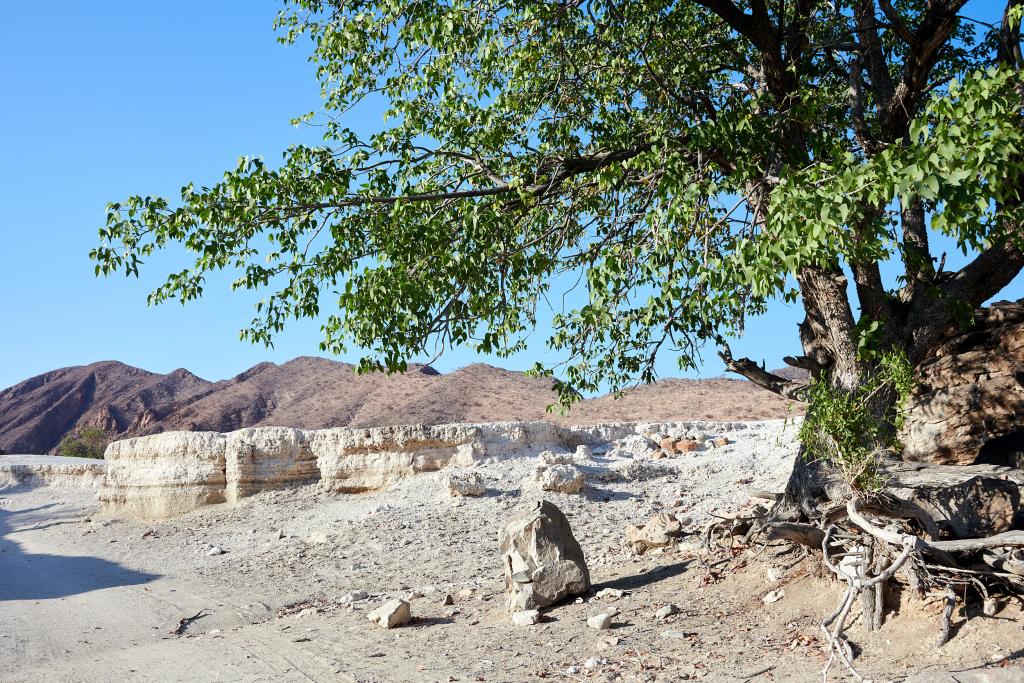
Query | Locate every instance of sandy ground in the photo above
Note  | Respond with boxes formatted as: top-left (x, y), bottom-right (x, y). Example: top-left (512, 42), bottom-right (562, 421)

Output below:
top-left (2, 420), bottom-right (1023, 682)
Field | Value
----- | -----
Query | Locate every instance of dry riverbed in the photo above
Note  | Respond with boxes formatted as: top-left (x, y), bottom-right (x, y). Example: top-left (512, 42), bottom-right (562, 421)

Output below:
top-left (1, 420), bottom-right (1022, 682)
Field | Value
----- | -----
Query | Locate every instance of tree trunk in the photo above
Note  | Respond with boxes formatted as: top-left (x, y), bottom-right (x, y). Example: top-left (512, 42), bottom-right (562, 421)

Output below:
top-left (773, 299), bottom-right (1024, 540)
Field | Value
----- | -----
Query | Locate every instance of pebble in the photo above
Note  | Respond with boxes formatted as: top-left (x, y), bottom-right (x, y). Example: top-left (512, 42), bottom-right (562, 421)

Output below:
top-left (587, 613), bottom-right (612, 630)
top-left (340, 590), bottom-right (369, 603)
top-left (655, 603), bottom-right (679, 619)
top-left (511, 610), bottom-right (540, 626)
top-left (441, 594), bottom-right (455, 606)
top-left (207, 546), bottom-right (225, 556)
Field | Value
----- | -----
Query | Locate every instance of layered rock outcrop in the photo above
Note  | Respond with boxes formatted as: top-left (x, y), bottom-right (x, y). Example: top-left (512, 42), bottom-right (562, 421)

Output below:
top-left (100, 432), bottom-right (227, 520)
top-left (225, 427), bottom-right (319, 503)
top-left (96, 421), bottom-right (621, 519)
top-left (0, 455), bottom-right (106, 490)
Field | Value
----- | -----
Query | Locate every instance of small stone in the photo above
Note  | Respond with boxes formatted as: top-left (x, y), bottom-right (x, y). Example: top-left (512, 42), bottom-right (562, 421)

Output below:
top-left (714, 436), bottom-right (730, 447)
top-left (366, 599), bottom-right (411, 628)
top-left (766, 567), bottom-right (782, 582)
top-left (441, 594), bottom-right (455, 606)
top-left (763, 588), bottom-right (785, 604)
top-left (595, 588), bottom-right (625, 600)
top-left (339, 590), bottom-right (369, 604)
top-left (983, 597), bottom-right (1004, 616)
top-left (537, 450), bottom-right (574, 466)
top-left (574, 445), bottom-right (593, 460)
top-left (587, 613), bottom-right (612, 630)
top-left (406, 591), bottom-right (424, 600)
top-left (511, 610), bottom-right (540, 626)
top-left (276, 529), bottom-right (286, 540)
top-left (446, 471), bottom-right (487, 497)
top-left (655, 604), bottom-right (679, 619)
top-left (674, 439), bottom-right (700, 452)
top-left (659, 437), bottom-right (677, 454)
top-left (584, 657), bottom-right (601, 670)
top-left (206, 546), bottom-right (226, 556)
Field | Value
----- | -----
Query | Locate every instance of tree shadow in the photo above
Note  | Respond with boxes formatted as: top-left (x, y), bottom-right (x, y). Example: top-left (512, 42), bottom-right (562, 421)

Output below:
top-left (0, 506), bottom-right (158, 602)
top-left (592, 559), bottom-right (694, 593)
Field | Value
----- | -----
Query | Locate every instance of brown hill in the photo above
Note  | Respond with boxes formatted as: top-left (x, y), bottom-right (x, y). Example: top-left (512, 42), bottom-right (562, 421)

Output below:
top-left (0, 357), bottom-right (797, 454)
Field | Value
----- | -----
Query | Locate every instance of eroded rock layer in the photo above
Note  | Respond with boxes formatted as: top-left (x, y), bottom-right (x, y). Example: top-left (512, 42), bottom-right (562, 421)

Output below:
top-left (100, 432), bottom-right (227, 520)
top-left (0, 455), bottom-right (106, 489)
top-left (98, 421), bottom-right (624, 519)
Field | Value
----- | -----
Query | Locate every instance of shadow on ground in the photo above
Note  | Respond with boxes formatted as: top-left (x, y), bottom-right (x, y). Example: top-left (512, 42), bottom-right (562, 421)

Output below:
top-left (593, 559), bottom-right (693, 592)
top-left (0, 504), bottom-right (158, 601)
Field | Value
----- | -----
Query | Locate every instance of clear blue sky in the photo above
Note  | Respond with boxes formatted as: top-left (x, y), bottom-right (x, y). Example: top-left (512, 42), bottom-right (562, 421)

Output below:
top-left (0, 1), bottom-right (1018, 392)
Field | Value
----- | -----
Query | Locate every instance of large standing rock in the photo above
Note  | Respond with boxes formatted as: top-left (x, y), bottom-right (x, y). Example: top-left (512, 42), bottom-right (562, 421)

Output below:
top-left (902, 302), bottom-right (1024, 467)
top-left (499, 500), bottom-right (591, 612)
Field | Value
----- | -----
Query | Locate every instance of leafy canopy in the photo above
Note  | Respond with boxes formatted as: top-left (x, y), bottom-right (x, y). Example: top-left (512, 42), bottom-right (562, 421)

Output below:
top-left (92, 1), bottom-right (1023, 403)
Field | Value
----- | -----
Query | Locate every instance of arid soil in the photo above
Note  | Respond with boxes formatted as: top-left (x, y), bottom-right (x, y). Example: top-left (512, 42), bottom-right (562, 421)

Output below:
top-left (2, 420), bottom-right (1020, 683)
top-left (0, 358), bottom-right (797, 455)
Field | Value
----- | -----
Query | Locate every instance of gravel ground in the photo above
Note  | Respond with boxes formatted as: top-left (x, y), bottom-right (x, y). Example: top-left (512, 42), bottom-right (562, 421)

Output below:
top-left (2, 418), bottom-right (1022, 682)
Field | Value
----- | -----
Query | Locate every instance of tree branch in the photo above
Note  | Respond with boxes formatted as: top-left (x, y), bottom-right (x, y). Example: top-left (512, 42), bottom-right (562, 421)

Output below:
top-left (719, 343), bottom-right (808, 401)
top-left (880, 0), bottom-right (968, 139)
top-left (941, 237), bottom-right (1024, 308)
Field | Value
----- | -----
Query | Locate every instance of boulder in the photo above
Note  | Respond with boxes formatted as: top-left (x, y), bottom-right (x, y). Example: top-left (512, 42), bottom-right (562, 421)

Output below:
top-left (537, 450), bottom-right (574, 466)
top-left (446, 471), bottom-right (486, 497)
top-left (626, 512), bottom-right (685, 554)
top-left (367, 599), bottom-right (411, 628)
top-left (532, 463), bottom-right (585, 494)
top-left (499, 500), bottom-right (591, 612)
top-left (901, 303), bottom-right (1024, 466)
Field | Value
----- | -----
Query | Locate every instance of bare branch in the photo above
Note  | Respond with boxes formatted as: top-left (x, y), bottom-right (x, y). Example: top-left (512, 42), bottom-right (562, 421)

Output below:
top-left (719, 343), bottom-right (808, 401)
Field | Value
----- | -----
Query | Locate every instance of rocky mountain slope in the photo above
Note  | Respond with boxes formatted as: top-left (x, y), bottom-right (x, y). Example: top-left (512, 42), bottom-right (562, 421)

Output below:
top-left (0, 357), bottom-right (796, 454)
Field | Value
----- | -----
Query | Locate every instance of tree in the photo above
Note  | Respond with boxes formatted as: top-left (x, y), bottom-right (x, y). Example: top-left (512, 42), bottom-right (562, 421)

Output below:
top-left (58, 427), bottom-right (109, 459)
top-left (93, 0), bottom-right (1022, 665)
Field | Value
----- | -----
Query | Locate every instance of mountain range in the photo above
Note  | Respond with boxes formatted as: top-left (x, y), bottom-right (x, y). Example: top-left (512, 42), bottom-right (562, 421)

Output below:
top-left (0, 357), bottom-right (798, 454)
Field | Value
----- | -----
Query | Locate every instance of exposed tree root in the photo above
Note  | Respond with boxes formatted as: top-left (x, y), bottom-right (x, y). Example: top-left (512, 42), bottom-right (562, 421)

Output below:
top-left (704, 485), bottom-right (1024, 682)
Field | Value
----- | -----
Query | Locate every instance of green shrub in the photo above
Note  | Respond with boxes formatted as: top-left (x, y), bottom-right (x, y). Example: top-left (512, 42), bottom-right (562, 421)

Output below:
top-left (57, 427), bottom-right (109, 459)
top-left (798, 351), bottom-right (913, 491)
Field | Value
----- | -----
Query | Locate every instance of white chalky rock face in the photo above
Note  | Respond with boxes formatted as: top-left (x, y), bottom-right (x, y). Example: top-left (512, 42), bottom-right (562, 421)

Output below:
top-left (499, 500), bottom-right (591, 612)
top-left (225, 427), bottom-right (319, 503)
top-left (532, 463), bottom-right (585, 494)
top-left (446, 470), bottom-right (486, 497)
top-left (0, 455), bottom-right (106, 490)
top-left (310, 424), bottom-right (479, 493)
top-left (100, 432), bottom-right (227, 520)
